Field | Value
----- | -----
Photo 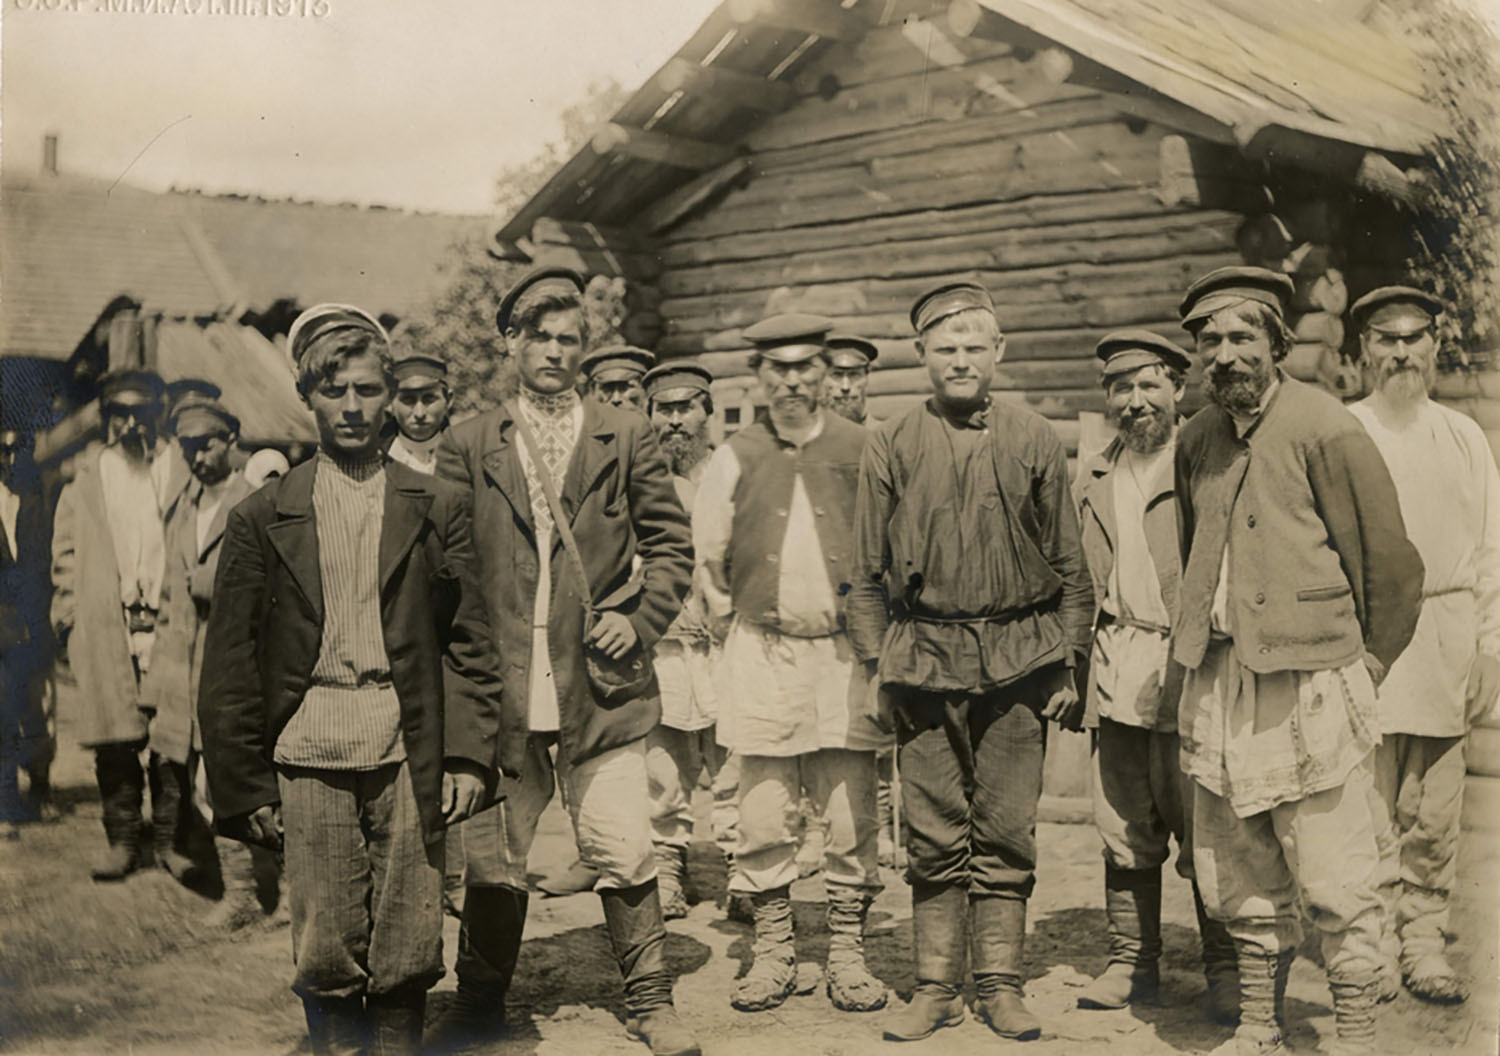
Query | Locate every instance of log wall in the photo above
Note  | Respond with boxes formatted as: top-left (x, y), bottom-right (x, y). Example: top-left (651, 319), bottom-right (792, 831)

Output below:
top-left (644, 16), bottom-right (1246, 453)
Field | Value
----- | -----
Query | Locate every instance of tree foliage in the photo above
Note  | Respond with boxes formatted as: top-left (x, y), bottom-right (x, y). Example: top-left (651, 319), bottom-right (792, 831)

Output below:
top-left (395, 76), bottom-right (630, 417)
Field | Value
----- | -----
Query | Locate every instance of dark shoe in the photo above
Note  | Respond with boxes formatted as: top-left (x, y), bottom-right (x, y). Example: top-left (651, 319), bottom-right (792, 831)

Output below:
top-left (625, 1004), bottom-right (701, 1056)
top-left (91, 842), bottom-right (140, 881)
top-left (971, 896), bottom-right (1040, 1040)
top-left (303, 995), bottom-right (366, 1056)
top-left (884, 882), bottom-right (967, 1041)
top-left (368, 989), bottom-right (425, 1056)
top-left (428, 985), bottom-right (507, 1051)
top-left (455, 884), bottom-right (528, 1008)
top-left (1079, 866), bottom-right (1162, 1010)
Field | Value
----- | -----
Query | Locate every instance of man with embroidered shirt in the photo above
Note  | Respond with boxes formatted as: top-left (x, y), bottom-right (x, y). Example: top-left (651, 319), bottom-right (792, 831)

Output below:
top-left (385, 350), bottom-right (453, 476)
top-left (640, 358), bottom-right (740, 920)
top-left (1073, 330), bottom-right (1238, 1020)
top-left (52, 369), bottom-right (178, 881)
top-left (198, 305), bottom-right (506, 1056)
top-left (1346, 285), bottom-right (1500, 1005)
top-left (694, 313), bottom-right (888, 1016)
top-left (436, 267), bottom-right (698, 1056)
top-left (145, 391), bottom-right (259, 912)
top-left (848, 281), bottom-right (1092, 1044)
top-left (1173, 267), bottom-right (1423, 1056)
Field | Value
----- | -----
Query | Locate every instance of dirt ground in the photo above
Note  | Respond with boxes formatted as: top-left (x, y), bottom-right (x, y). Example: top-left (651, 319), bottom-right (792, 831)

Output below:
top-left (2, 703), bottom-right (1497, 1056)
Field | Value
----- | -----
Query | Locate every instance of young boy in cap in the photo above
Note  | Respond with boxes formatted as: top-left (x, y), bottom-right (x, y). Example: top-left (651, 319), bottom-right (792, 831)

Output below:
top-left (52, 369), bottom-right (180, 880)
top-left (146, 389), bottom-right (265, 919)
top-left (1346, 285), bottom-right (1500, 1005)
top-left (582, 345), bottom-right (656, 411)
top-left (385, 351), bottom-right (453, 475)
top-left (1073, 330), bottom-right (1238, 1020)
top-left (640, 358), bottom-right (740, 919)
top-left (198, 304), bottom-right (505, 1056)
top-left (1173, 267), bottom-right (1423, 1056)
top-left (436, 267), bottom-right (699, 1056)
top-left (848, 281), bottom-right (1091, 1043)
top-left (694, 313), bottom-right (888, 1015)
top-left (145, 390), bottom-right (257, 897)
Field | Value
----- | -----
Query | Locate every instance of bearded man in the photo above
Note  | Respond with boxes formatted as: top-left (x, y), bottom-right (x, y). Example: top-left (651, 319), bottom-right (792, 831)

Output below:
top-left (640, 359), bottom-right (740, 919)
top-left (1073, 330), bottom-right (1238, 1021)
top-left (1173, 267), bottom-right (1423, 1056)
top-left (1346, 286), bottom-right (1500, 1005)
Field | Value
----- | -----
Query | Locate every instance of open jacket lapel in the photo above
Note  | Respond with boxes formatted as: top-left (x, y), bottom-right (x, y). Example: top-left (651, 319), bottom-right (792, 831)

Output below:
top-left (1079, 439), bottom-right (1120, 554)
top-left (480, 411), bottom-right (536, 542)
top-left (560, 401), bottom-right (618, 528)
top-left (379, 467), bottom-right (434, 592)
top-left (265, 460), bottom-right (323, 621)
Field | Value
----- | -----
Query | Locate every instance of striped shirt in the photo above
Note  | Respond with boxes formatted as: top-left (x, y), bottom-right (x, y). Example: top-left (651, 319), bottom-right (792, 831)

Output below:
top-left (274, 453), bottom-right (406, 770)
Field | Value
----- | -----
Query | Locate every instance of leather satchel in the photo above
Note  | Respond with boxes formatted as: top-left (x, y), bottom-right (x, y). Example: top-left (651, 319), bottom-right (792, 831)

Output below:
top-left (508, 402), bottom-right (655, 706)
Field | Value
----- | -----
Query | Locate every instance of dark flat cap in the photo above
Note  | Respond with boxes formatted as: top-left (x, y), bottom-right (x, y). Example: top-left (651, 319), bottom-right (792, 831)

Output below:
top-left (1096, 328), bottom-right (1193, 379)
top-left (171, 396), bottom-right (240, 439)
top-left (99, 369), bottom-right (165, 409)
top-left (286, 304), bottom-right (389, 370)
top-left (910, 280), bottom-right (997, 334)
top-left (743, 313), bottom-right (833, 364)
top-left (165, 377), bottom-right (222, 411)
top-left (644, 359), bottom-right (713, 401)
top-left (1179, 266), bottom-right (1293, 328)
top-left (495, 266), bottom-right (587, 335)
top-left (827, 332), bottom-right (878, 368)
top-left (392, 352), bottom-right (448, 386)
top-left (582, 345), bottom-right (656, 382)
top-left (1350, 285), bottom-right (1444, 332)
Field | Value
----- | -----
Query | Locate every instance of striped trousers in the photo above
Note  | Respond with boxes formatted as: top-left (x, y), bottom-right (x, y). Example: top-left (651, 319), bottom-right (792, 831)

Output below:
top-left (277, 760), bottom-right (444, 1000)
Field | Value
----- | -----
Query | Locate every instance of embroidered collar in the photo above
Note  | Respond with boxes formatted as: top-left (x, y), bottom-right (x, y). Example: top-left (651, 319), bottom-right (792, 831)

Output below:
top-left (519, 387), bottom-right (581, 418)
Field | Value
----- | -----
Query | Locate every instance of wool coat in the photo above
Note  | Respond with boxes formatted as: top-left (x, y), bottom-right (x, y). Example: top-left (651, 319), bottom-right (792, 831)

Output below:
top-left (197, 457), bottom-right (508, 843)
top-left (436, 398), bottom-right (692, 766)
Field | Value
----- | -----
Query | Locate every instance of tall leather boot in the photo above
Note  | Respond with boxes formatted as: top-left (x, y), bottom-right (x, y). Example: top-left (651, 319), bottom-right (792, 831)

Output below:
top-left (303, 994), bottom-right (366, 1056)
top-left (367, 987), bottom-right (425, 1056)
top-left (91, 744), bottom-right (144, 881)
top-left (883, 882), bottom-right (967, 1041)
top-left (971, 895), bottom-right (1041, 1040)
top-left (654, 842), bottom-right (688, 920)
top-left (826, 883), bottom-right (886, 1012)
top-left (1194, 882), bottom-right (1241, 1025)
top-left (600, 879), bottom-right (700, 1056)
top-left (1079, 865), bottom-right (1161, 1009)
top-left (203, 835), bottom-right (262, 930)
top-left (148, 752), bottom-right (195, 882)
top-left (1209, 945), bottom-right (1291, 1055)
top-left (731, 884), bottom-right (796, 1012)
top-left (440, 884), bottom-right (527, 1043)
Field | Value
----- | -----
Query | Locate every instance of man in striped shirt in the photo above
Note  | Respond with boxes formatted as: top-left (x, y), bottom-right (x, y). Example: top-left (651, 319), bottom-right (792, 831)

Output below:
top-left (199, 305), bottom-right (507, 1056)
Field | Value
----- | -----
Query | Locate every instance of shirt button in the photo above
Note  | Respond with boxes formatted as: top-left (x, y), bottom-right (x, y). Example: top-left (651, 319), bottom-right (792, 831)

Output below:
top-left (1255, 592), bottom-right (1266, 604)
top-left (1247, 514), bottom-right (1256, 528)
top-left (1259, 645), bottom-right (1271, 654)
top-left (777, 509), bottom-right (788, 517)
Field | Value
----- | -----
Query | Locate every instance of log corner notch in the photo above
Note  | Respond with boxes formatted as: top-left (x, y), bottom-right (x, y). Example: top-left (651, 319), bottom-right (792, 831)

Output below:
top-left (589, 122), bottom-right (739, 172)
top-left (727, 0), bottom-right (870, 43)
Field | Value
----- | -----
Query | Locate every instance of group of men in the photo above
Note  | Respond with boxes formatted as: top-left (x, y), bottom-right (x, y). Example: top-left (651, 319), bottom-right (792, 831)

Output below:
top-left (5, 253), bottom-right (1494, 1056)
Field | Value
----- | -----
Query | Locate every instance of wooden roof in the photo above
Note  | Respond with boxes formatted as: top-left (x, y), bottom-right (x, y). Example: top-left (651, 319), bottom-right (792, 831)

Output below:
top-left (494, 0), bottom-right (1443, 244)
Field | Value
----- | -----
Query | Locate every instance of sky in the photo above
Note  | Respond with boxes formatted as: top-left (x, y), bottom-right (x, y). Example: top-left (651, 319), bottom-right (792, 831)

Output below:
top-left (1, 0), bottom-right (722, 215)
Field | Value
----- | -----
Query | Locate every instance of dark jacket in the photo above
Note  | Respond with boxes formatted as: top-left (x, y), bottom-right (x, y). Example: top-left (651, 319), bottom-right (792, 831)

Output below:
top-left (0, 472), bottom-right (54, 683)
top-left (436, 398), bottom-right (692, 765)
top-left (1074, 433), bottom-right (1183, 728)
top-left (1174, 374), bottom-right (1423, 676)
top-left (197, 457), bottom-right (508, 843)
top-left (721, 413), bottom-right (865, 629)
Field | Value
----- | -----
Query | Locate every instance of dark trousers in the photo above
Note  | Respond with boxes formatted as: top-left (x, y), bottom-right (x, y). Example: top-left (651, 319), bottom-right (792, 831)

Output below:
top-left (94, 739), bottom-right (190, 852)
top-left (0, 658), bottom-right (53, 823)
top-left (893, 668), bottom-right (1049, 899)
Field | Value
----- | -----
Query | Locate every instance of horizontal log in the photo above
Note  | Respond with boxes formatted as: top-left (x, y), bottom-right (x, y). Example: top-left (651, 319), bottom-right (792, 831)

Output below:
top-left (639, 156), bottom-right (753, 235)
top-left (728, 0), bottom-right (870, 43)
top-left (671, 148), bottom-right (1161, 242)
top-left (661, 187), bottom-right (1188, 267)
top-left (1157, 134), bottom-right (1273, 212)
top-left (660, 247), bottom-right (1238, 333)
top-left (750, 94), bottom-right (1117, 178)
top-left (659, 212), bottom-right (1241, 298)
top-left (656, 57), bottom-right (797, 113)
top-left (528, 242), bottom-right (663, 284)
top-left (589, 123), bottom-right (737, 171)
top-left (744, 51), bottom-right (1094, 153)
